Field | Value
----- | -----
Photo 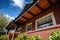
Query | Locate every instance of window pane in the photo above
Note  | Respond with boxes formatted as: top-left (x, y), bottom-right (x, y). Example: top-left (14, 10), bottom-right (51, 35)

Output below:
top-left (27, 23), bottom-right (32, 31)
top-left (37, 15), bottom-right (53, 29)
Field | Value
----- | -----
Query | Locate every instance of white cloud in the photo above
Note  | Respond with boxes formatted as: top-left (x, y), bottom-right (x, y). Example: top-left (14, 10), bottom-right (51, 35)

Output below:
top-left (10, 0), bottom-right (26, 9)
top-left (3, 14), bottom-right (15, 21)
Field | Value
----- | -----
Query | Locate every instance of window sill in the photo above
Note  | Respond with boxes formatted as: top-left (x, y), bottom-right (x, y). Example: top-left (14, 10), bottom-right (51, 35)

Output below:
top-left (26, 24), bottom-right (60, 34)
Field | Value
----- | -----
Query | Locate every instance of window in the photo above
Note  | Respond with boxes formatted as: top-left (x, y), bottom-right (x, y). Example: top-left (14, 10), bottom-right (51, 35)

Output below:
top-left (17, 27), bottom-right (22, 32)
top-left (17, 30), bottom-right (21, 32)
top-left (26, 23), bottom-right (32, 31)
top-left (35, 12), bottom-right (56, 29)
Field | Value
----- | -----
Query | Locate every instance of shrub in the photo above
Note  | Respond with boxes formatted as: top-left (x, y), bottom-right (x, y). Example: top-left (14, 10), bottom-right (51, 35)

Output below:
top-left (47, 30), bottom-right (60, 40)
top-left (0, 35), bottom-right (8, 40)
top-left (28, 35), bottom-right (42, 40)
top-left (14, 33), bottom-right (42, 40)
top-left (14, 33), bottom-right (28, 40)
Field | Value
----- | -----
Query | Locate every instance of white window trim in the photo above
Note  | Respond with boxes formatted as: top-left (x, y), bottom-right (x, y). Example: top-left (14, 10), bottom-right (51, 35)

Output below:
top-left (35, 12), bottom-right (56, 30)
top-left (26, 22), bottom-right (32, 32)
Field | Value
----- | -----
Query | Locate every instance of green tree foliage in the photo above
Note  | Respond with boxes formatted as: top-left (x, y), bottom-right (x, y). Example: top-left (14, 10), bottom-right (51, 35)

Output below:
top-left (47, 30), bottom-right (60, 40)
top-left (0, 14), bottom-right (10, 36)
top-left (0, 14), bottom-right (10, 28)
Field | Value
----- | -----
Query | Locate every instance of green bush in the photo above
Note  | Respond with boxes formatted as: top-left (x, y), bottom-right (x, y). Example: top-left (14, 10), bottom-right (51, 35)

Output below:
top-left (0, 35), bottom-right (8, 40)
top-left (14, 33), bottom-right (42, 40)
top-left (47, 30), bottom-right (60, 40)
top-left (14, 33), bottom-right (28, 40)
top-left (28, 35), bottom-right (42, 40)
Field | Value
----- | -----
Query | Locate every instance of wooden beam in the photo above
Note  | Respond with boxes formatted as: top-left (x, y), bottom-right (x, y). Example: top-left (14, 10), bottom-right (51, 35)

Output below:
top-left (22, 16), bottom-right (30, 20)
top-left (17, 20), bottom-right (25, 23)
top-left (48, 0), bottom-right (59, 5)
top-left (28, 11), bottom-right (36, 16)
top-left (47, 0), bottom-right (53, 6)
top-left (36, 4), bottom-right (44, 11)
top-left (15, 21), bottom-right (24, 25)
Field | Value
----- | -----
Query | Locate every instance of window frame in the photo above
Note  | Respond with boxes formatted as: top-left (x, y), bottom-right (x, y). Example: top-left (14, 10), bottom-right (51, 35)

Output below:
top-left (26, 22), bottom-right (32, 32)
top-left (17, 27), bottom-right (22, 32)
top-left (35, 12), bottom-right (56, 30)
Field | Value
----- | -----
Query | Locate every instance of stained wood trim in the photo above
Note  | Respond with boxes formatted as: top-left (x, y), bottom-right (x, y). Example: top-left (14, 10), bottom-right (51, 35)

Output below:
top-left (36, 4), bottom-right (44, 11)
top-left (47, 0), bottom-right (53, 6)
top-left (22, 16), bottom-right (30, 20)
top-left (28, 11), bottom-right (36, 16)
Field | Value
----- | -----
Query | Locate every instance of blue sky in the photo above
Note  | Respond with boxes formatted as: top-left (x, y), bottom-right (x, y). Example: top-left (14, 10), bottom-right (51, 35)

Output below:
top-left (0, 0), bottom-right (32, 20)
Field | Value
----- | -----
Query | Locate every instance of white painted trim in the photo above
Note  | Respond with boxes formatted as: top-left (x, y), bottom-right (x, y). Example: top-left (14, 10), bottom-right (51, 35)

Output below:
top-left (51, 12), bottom-right (56, 25)
top-left (26, 22), bottom-right (32, 32)
top-left (35, 12), bottom-right (56, 30)
top-left (27, 1), bottom-right (33, 4)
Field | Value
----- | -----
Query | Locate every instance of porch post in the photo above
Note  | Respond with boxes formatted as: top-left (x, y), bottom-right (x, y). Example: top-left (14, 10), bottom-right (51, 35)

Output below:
top-left (11, 22), bottom-right (17, 40)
